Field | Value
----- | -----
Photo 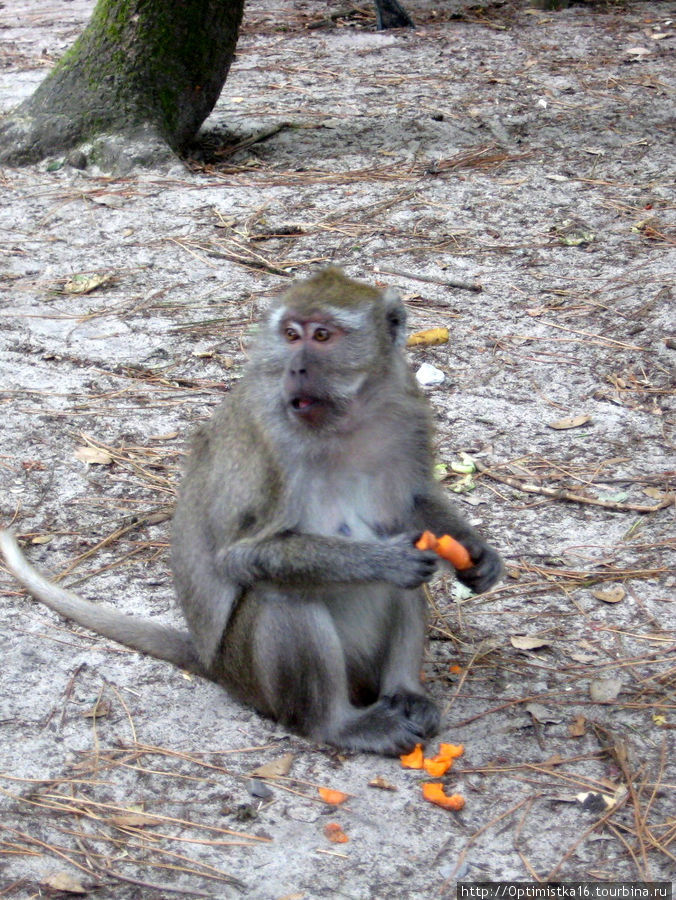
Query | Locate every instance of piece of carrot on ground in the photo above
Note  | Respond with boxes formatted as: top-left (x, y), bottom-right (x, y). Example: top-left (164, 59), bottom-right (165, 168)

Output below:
top-left (422, 783), bottom-right (466, 810)
top-left (422, 756), bottom-right (452, 777)
top-left (399, 743), bottom-right (424, 769)
top-left (318, 787), bottom-right (349, 805)
top-left (437, 742), bottom-right (465, 760)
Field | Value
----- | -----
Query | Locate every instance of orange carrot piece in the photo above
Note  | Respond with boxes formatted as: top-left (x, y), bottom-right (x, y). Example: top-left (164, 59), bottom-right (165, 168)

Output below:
top-left (415, 530), bottom-right (438, 552)
top-left (318, 787), bottom-right (349, 805)
top-left (399, 743), bottom-right (424, 769)
top-left (422, 757), bottom-right (452, 777)
top-left (437, 742), bottom-right (465, 760)
top-left (416, 531), bottom-right (472, 571)
top-left (323, 822), bottom-right (349, 843)
top-left (435, 535), bottom-right (473, 570)
top-left (422, 783), bottom-right (466, 811)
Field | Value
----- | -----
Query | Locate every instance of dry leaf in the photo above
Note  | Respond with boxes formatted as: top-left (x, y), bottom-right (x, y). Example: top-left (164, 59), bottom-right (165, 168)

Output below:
top-left (74, 446), bottom-right (113, 466)
top-left (31, 534), bottom-right (54, 545)
top-left (251, 753), bottom-right (294, 778)
top-left (149, 431), bottom-right (180, 442)
top-left (64, 272), bottom-right (113, 294)
top-left (41, 872), bottom-right (87, 894)
top-left (577, 787), bottom-right (625, 811)
top-left (589, 677), bottom-right (622, 704)
top-left (524, 702), bottom-right (560, 724)
top-left (643, 486), bottom-right (669, 501)
top-left (569, 715), bottom-right (587, 738)
top-left (323, 822), bottom-right (349, 843)
top-left (318, 787), bottom-right (349, 805)
top-left (368, 775), bottom-right (398, 791)
top-left (82, 698), bottom-right (111, 718)
top-left (90, 194), bottom-right (125, 208)
top-left (592, 585), bottom-right (626, 604)
top-left (406, 327), bottom-right (450, 347)
top-left (547, 415), bottom-right (592, 430)
top-left (541, 753), bottom-right (564, 767)
top-left (108, 811), bottom-right (161, 828)
top-left (510, 634), bottom-right (550, 651)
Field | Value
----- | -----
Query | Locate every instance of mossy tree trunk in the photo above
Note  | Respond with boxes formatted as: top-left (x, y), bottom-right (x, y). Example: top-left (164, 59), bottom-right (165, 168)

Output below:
top-left (0, 0), bottom-right (245, 166)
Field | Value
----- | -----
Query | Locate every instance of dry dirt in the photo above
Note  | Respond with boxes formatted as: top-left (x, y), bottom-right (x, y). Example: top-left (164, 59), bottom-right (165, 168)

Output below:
top-left (0, 1), bottom-right (674, 897)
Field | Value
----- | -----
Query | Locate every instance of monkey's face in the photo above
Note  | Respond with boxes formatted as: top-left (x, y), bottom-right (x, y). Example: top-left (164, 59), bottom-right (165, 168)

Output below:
top-left (252, 268), bottom-right (409, 432)
top-left (275, 308), bottom-right (371, 428)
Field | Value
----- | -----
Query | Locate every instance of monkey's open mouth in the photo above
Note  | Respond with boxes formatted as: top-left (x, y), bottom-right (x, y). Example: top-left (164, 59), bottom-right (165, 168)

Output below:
top-left (289, 395), bottom-right (329, 423)
top-left (290, 395), bottom-right (322, 414)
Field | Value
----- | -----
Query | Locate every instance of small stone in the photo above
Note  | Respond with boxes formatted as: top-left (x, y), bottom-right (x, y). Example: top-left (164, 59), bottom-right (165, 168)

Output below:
top-left (415, 363), bottom-right (445, 386)
top-left (67, 150), bottom-right (87, 169)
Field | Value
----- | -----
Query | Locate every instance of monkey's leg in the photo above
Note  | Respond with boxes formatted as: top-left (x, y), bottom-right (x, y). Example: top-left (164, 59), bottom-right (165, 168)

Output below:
top-left (236, 590), bottom-right (432, 755)
top-left (377, 589), bottom-right (440, 741)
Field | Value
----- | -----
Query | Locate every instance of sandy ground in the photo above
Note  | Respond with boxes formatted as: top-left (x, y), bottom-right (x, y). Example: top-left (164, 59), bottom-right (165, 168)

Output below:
top-left (0, 1), bottom-right (674, 897)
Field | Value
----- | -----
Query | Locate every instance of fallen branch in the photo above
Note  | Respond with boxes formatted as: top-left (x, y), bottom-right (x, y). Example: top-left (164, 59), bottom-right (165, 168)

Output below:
top-left (474, 459), bottom-right (674, 513)
top-left (374, 265), bottom-right (482, 293)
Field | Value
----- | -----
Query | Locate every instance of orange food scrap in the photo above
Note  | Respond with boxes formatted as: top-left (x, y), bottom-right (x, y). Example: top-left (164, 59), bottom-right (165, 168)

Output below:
top-left (323, 822), bottom-right (349, 843)
top-left (415, 531), bottom-right (472, 570)
top-left (399, 743), bottom-right (424, 769)
top-left (423, 756), bottom-right (452, 777)
top-left (415, 530), bottom-right (438, 552)
top-left (422, 783), bottom-right (466, 811)
top-left (435, 535), bottom-right (472, 570)
top-left (318, 787), bottom-right (349, 805)
top-left (437, 742), bottom-right (465, 760)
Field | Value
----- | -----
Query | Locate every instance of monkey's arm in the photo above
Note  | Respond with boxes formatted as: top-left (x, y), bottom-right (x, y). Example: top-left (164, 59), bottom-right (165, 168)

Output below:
top-left (216, 532), bottom-right (437, 591)
top-left (413, 489), bottom-right (502, 593)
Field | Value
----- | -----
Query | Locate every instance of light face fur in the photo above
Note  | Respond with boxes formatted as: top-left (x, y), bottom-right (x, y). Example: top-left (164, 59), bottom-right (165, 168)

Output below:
top-left (1, 268), bottom-right (502, 756)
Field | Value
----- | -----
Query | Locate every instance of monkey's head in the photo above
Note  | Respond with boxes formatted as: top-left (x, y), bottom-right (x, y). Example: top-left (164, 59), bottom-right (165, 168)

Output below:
top-left (253, 268), bottom-right (409, 430)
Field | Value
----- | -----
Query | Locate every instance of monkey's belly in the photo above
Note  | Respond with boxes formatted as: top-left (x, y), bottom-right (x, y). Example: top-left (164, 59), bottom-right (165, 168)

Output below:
top-left (220, 580), bottom-right (411, 713)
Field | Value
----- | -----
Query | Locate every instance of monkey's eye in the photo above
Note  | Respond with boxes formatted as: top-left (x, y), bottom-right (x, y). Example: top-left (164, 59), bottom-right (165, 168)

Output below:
top-left (313, 327), bottom-right (331, 342)
top-left (284, 327), bottom-right (301, 342)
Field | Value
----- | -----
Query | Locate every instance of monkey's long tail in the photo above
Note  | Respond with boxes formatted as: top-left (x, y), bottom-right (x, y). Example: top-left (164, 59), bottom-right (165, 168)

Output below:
top-left (0, 530), bottom-right (205, 676)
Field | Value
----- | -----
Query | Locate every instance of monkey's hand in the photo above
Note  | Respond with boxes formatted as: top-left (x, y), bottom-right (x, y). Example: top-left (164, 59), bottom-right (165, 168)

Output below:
top-left (381, 533), bottom-right (438, 589)
top-left (455, 540), bottom-right (502, 594)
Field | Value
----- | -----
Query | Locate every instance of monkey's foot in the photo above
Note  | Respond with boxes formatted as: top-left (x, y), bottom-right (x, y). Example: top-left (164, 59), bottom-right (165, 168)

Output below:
top-left (381, 691), bottom-right (440, 739)
top-left (329, 693), bottom-right (440, 755)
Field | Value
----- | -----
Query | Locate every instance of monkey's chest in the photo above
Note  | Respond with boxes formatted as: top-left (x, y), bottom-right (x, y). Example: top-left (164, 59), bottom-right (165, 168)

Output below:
top-left (294, 470), bottom-right (407, 540)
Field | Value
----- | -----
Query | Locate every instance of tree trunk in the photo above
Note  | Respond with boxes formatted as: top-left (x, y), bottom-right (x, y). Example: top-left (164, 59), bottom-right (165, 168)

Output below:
top-left (0, 0), bottom-right (244, 167)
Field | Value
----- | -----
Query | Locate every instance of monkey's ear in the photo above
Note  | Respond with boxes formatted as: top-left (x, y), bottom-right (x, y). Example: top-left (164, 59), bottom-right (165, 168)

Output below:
top-left (382, 287), bottom-right (407, 347)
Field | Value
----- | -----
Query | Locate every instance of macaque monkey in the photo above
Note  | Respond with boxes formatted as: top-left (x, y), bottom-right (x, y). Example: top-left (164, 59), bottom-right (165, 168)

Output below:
top-left (1, 268), bottom-right (501, 755)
